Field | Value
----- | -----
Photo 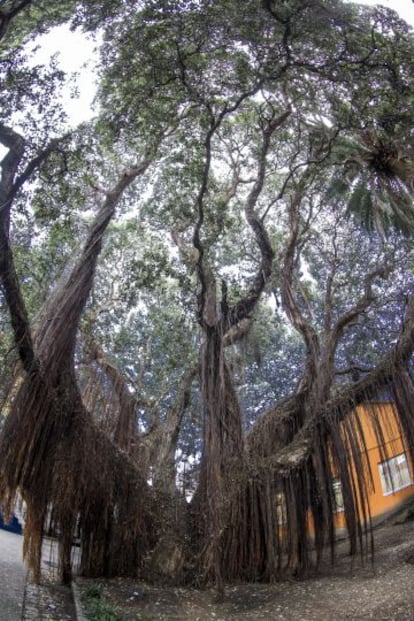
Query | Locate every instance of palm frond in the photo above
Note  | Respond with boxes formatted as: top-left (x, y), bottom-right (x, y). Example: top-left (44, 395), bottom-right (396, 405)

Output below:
top-left (328, 130), bottom-right (414, 237)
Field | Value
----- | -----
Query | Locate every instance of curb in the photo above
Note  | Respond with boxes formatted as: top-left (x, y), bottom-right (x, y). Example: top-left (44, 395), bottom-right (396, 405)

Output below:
top-left (20, 570), bottom-right (29, 620)
top-left (71, 581), bottom-right (88, 621)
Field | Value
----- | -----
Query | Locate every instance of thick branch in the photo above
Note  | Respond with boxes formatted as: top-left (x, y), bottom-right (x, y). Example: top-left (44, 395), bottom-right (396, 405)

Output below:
top-left (249, 296), bottom-right (414, 473)
top-left (192, 91), bottom-right (271, 328)
top-left (95, 342), bottom-right (196, 494)
top-left (281, 187), bottom-right (319, 381)
top-left (330, 265), bottom-right (388, 347)
top-left (11, 133), bottom-right (72, 201)
top-left (222, 318), bottom-right (252, 347)
top-left (193, 119), bottom-right (215, 327)
top-left (152, 365), bottom-right (197, 494)
top-left (322, 233), bottom-right (340, 336)
top-left (228, 108), bottom-right (291, 326)
top-left (0, 124), bottom-right (34, 370)
top-left (0, 0), bottom-right (32, 41)
top-left (316, 264), bottom-right (388, 394)
top-left (91, 344), bottom-right (141, 452)
top-left (35, 160), bottom-right (152, 369)
top-left (0, 125), bottom-right (76, 371)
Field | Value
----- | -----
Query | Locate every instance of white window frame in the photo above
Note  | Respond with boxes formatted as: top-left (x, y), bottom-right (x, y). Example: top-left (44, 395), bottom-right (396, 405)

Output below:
top-left (378, 453), bottom-right (413, 496)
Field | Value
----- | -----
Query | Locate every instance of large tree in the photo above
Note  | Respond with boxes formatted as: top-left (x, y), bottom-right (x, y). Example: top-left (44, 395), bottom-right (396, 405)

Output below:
top-left (0, 0), bottom-right (414, 594)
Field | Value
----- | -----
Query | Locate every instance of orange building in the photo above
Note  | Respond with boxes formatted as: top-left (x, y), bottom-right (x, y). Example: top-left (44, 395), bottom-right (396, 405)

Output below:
top-left (333, 399), bottom-right (414, 529)
top-left (273, 397), bottom-right (414, 543)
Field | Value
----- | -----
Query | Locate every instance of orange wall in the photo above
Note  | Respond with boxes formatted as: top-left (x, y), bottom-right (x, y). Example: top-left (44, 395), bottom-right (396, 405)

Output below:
top-left (335, 401), bottom-right (414, 526)
top-left (282, 401), bottom-right (414, 538)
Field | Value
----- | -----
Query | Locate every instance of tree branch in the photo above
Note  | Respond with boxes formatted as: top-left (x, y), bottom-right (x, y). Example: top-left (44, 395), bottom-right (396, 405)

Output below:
top-left (0, 125), bottom-right (78, 371)
top-left (90, 343), bottom-right (141, 452)
top-left (280, 185), bottom-right (320, 383)
top-left (0, 0), bottom-right (32, 42)
top-left (11, 133), bottom-right (72, 201)
top-left (228, 108), bottom-right (291, 326)
top-left (152, 365), bottom-right (197, 493)
top-left (331, 264), bottom-right (388, 348)
top-left (35, 158), bottom-right (153, 371)
top-left (222, 318), bottom-right (252, 347)
top-left (0, 123), bottom-right (34, 370)
top-left (193, 118), bottom-right (216, 327)
top-left (191, 85), bottom-right (268, 328)
top-left (249, 295), bottom-right (414, 473)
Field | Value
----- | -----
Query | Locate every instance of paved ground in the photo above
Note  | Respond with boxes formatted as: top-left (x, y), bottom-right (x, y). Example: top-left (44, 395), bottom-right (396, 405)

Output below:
top-left (0, 529), bottom-right (26, 620)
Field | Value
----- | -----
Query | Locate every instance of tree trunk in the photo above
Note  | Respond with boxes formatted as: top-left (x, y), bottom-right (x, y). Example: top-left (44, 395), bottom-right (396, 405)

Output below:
top-left (191, 325), bottom-right (244, 594)
top-left (0, 135), bottom-right (157, 582)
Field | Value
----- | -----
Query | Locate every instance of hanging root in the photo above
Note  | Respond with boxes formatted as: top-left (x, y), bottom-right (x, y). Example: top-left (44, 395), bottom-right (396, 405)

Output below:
top-left (0, 368), bottom-right (157, 583)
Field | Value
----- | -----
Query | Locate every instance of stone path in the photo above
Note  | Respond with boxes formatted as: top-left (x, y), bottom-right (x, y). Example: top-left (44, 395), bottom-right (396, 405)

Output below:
top-left (0, 529), bottom-right (25, 620)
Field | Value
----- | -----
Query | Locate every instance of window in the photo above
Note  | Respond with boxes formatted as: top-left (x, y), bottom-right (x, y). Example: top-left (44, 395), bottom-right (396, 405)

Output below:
top-left (332, 478), bottom-right (344, 512)
top-left (378, 453), bottom-right (413, 496)
top-left (275, 492), bottom-right (287, 526)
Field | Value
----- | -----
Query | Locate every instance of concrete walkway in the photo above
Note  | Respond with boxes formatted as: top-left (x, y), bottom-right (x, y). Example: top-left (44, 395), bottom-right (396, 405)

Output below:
top-left (0, 529), bottom-right (25, 620)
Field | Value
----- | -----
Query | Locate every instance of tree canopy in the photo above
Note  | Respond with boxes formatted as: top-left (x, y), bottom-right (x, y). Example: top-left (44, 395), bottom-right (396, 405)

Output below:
top-left (0, 0), bottom-right (414, 594)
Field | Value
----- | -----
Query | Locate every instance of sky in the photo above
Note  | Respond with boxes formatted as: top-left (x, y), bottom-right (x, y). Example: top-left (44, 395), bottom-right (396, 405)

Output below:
top-left (27, 27), bottom-right (99, 128)
top-left (351, 0), bottom-right (414, 24)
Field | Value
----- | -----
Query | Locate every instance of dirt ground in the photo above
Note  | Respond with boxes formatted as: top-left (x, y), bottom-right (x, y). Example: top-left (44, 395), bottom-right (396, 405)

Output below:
top-left (75, 515), bottom-right (414, 620)
top-left (22, 538), bottom-right (79, 620)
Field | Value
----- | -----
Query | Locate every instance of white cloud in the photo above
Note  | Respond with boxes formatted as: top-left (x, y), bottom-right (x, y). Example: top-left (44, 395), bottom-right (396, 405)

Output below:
top-left (26, 24), bottom-right (100, 128)
top-left (346, 0), bottom-right (414, 26)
